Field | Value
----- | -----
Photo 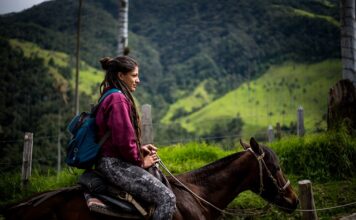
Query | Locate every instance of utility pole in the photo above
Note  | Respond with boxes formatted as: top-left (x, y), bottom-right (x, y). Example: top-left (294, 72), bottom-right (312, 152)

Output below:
top-left (75, 0), bottom-right (83, 115)
top-left (57, 108), bottom-right (61, 176)
top-left (118, 0), bottom-right (129, 55)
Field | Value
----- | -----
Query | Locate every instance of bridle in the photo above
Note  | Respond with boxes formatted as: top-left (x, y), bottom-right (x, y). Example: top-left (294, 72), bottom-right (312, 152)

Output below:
top-left (246, 148), bottom-right (290, 196)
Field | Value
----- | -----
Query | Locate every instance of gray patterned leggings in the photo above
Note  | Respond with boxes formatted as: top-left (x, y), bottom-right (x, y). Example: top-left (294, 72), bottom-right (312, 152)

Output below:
top-left (96, 157), bottom-right (176, 220)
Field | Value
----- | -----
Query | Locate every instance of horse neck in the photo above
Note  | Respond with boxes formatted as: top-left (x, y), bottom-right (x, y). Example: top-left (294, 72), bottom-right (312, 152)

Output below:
top-left (176, 151), bottom-right (258, 210)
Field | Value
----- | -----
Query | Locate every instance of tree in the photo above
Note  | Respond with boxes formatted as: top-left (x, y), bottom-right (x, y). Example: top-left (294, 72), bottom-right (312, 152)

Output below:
top-left (118, 0), bottom-right (129, 55)
top-left (340, 0), bottom-right (356, 86)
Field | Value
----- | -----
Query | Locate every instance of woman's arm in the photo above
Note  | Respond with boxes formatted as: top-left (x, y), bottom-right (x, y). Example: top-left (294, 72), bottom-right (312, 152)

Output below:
top-left (107, 98), bottom-right (142, 166)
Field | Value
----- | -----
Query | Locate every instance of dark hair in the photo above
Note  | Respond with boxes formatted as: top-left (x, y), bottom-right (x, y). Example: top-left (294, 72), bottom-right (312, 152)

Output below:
top-left (99, 56), bottom-right (142, 151)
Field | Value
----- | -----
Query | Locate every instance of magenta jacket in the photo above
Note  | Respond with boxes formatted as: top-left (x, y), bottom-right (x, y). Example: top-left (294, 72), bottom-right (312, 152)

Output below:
top-left (95, 90), bottom-right (142, 166)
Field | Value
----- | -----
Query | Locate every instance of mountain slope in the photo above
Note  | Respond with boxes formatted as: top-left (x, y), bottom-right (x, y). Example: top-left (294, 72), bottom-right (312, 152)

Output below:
top-left (9, 39), bottom-right (103, 105)
top-left (162, 59), bottom-right (341, 136)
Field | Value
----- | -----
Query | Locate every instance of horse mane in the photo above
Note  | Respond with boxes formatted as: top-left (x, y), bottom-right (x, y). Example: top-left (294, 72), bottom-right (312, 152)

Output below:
top-left (175, 151), bottom-right (246, 186)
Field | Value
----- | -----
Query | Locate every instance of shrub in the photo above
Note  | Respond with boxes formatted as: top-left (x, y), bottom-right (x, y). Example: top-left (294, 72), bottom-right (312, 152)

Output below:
top-left (270, 130), bottom-right (356, 182)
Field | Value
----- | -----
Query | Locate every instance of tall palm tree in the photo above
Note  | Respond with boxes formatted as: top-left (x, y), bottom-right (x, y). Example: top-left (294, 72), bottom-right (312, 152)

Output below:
top-left (340, 0), bottom-right (356, 86)
top-left (118, 0), bottom-right (129, 55)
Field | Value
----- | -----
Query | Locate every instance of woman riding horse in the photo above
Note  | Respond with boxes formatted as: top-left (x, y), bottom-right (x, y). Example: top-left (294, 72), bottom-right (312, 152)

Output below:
top-left (4, 138), bottom-right (299, 220)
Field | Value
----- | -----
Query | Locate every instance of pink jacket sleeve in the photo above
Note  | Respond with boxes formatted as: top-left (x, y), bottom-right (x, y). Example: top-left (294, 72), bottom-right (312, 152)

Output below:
top-left (103, 94), bottom-right (142, 166)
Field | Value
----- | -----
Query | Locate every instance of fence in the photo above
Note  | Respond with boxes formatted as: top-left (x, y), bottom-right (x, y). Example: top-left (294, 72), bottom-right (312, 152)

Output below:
top-left (151, 105), bottom-right (307, 146)
top-left (1, 103), bottom-right (308, 177)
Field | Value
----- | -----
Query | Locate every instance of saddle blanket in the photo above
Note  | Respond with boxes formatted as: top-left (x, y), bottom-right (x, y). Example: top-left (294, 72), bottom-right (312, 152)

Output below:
top-left (84, 192), bottom-right (143, 219)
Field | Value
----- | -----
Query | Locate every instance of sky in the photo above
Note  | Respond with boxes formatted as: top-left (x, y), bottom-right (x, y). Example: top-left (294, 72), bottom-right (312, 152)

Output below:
top-left (0, 0), bottom-right (50, 15)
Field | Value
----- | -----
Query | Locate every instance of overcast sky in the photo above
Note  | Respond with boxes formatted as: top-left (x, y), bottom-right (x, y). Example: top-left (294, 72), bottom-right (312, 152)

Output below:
top-left (0, 0), bottom-right (50, 15)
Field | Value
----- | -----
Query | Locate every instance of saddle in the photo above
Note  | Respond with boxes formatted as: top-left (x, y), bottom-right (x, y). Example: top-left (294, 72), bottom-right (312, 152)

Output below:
top-left (78, 166), bottom-right (170, 219)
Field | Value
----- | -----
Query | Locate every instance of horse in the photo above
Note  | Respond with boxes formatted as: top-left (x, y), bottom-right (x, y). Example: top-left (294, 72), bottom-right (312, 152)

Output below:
top-left (3, 138), bottom-right (299, 220)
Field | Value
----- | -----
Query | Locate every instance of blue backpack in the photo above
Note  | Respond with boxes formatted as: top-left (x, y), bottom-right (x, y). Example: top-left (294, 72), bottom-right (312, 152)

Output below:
top-left (66, 88), bottom-right (120, 169)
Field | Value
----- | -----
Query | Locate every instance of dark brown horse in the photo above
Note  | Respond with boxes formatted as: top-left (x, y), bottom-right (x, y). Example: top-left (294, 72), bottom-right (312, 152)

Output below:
top-left (4, 138), bottom-right (298, 220)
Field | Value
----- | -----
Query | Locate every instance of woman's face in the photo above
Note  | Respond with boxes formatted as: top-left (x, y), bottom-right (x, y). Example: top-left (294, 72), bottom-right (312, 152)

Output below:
top-left (118, 66), bottom-right (140, 92)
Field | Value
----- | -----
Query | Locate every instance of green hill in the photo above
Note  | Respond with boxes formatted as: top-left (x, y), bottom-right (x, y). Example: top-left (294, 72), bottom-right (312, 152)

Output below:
top-left (162, 59), bottom-right (341, 136)
top-left (9, 39), bottom-right (103, 106)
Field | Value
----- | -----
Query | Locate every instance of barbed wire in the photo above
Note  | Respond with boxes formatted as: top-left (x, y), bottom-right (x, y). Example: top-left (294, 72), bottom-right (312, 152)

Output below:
top-left (0, 135), bottom-right (61, 143)
top-left (273, 201), bottom-right (356, 212)
top-left (155, 131), bottom-right (268, 146)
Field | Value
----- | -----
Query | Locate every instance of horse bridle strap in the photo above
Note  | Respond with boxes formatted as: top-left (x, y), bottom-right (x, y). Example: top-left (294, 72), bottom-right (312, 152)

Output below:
top-left (247, 148), bottom-right (264, 194)
top-left (246, 148), bottom-right (290, 195)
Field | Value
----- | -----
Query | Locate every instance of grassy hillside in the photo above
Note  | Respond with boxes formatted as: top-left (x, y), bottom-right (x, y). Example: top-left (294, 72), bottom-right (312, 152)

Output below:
top-left (161, 80), bottom-right (215, 123)
top-left (9, 39), bottom-right (103, 106)
top-left (162, 59), bottom-right (341, 136)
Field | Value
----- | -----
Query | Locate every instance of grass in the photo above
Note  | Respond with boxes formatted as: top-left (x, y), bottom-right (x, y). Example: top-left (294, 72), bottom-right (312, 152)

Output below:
top-left (223, 177), bottom-right (356, 220)
top-left (270, 130), bottom-right (356, 182)
top-left (161, 59), bottom-right (341, 136)
top-left (158, 141), bottom-right (235, 173)
top-left (0, 168), bottom-right (82, 207)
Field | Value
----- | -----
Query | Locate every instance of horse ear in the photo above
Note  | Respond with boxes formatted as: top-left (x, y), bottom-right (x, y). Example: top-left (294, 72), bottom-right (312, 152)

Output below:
top-left (250, 137), bottom-right (261, 154)
top-left (239, 139), bottom-right (250, 150)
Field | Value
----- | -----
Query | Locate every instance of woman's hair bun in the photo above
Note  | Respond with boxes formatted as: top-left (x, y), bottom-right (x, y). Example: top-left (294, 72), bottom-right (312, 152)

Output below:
top-left (100, 57), bottom-right (112, 70)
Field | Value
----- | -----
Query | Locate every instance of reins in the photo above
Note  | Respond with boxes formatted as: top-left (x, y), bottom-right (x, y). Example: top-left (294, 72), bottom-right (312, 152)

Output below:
top-left (157, 159), bottom-right (230, 214)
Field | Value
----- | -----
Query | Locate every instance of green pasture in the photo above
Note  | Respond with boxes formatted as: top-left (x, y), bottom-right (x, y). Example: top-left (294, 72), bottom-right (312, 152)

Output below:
top-left (162, 59), bottom-right (341, 136)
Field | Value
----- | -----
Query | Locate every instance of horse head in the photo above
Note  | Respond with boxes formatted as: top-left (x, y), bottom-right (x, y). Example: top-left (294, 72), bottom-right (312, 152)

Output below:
top-left (240, 138), bottom-right (299, 213)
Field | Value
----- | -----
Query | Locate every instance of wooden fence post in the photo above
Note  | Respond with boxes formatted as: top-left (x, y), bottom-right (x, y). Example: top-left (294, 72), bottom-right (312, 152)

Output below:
top-left (276, 122), bottom-right (282, 140)
top-left (297, 106), bottom-right (305, 136)
top-left (21, 132), bottom-right (33, 188)
top-left (141, 104), bottom-right (153, 145)
top-left (298, 180), bottom-right (318, 220)
top-left (267, 125), bottom-right (274, 142)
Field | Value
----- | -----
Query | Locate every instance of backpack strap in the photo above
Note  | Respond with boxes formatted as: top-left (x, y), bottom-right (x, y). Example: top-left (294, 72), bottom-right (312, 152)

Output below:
top-left (98, 88), bottom-right (121, 104)
top-left (98, 131), bottom-right (111, 146)
top-left (92, 88), bottom-right (121, 114)
top-left (96, 88), bottom-right (121, 146)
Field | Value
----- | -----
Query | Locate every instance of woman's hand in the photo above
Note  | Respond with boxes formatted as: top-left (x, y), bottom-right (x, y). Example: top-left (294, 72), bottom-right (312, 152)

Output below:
top-left (141, 144), bottom-right (159, 168)
top-left (142, 153), bottom-right (159, 169)
top-left (141, 144), bottom-right (158, 156)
